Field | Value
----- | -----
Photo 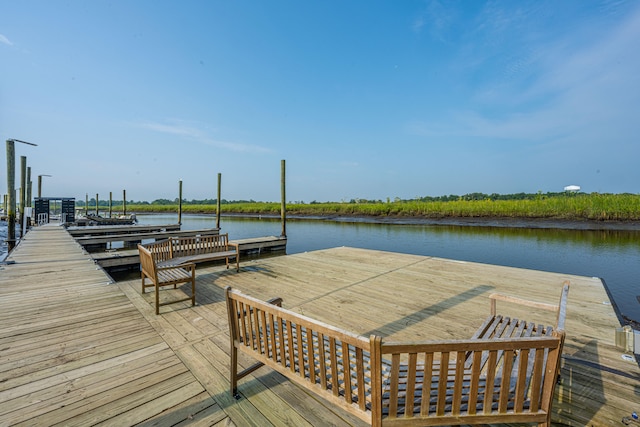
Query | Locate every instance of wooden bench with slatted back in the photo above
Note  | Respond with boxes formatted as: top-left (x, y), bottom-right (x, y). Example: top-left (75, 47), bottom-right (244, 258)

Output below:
top-left (138, 243), bottom-right (195, 315)
top-left (225, 282), bottom-right (569, 426)
top-left (157, 233), bottom-right (239, 272)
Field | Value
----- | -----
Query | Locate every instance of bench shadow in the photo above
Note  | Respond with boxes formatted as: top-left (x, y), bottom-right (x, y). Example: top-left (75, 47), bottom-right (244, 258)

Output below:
top-left (363, 284), bottom-right (494, 337)
top-left (559, 339), bottom-right (604, 425)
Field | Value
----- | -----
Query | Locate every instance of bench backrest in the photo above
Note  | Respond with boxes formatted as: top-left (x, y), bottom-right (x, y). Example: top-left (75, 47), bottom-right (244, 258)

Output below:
top-left (143, 239), bottom-right (174, 263)
top-left (225, 287), bottom-right (377, 423)
top-left (138, 244), bottom-right (158, 280)
top-left (171, 233), bottom-right (230, 258)
top-left (377, 334), bottom-right (563, 425)
top-left (226, 285), bottom-right (568, 426)
top-left (376, 283), bottom-right (569, 426)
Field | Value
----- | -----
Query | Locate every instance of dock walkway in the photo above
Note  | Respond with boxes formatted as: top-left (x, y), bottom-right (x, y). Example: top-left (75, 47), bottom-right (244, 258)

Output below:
top-left (0, 226), bottom-right (221, 425)
top-left (1, 225), bottom-right (639, 426)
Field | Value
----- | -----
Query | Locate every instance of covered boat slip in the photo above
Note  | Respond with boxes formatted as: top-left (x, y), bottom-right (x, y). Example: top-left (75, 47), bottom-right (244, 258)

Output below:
top-left (1, 226), bottom-right (638, 426)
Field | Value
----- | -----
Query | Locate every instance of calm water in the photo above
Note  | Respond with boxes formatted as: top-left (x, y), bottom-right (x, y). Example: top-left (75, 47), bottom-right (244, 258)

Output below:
top-left (2, 214), bottom-right (639, 323)
top-left (135, 213), bottom-right (640, 324)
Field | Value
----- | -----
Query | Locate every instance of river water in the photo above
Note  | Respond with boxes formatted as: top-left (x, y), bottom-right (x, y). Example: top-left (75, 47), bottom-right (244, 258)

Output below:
top-left (132, 213), bottom-right (640, 324)
top-left (2, 214), bottom-right (639, 323)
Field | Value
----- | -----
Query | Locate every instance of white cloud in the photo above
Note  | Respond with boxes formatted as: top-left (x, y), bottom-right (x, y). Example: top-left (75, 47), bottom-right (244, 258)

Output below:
top-left (137, 119), bottom-right (271, 154)
top-left (0, 34), bottom-right (13, 46)
top-left (139, 121), bottom-right (202, 139)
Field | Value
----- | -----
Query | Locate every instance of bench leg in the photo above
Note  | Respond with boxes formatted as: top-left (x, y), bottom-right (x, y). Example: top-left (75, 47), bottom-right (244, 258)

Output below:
top-left (230, 345), bottom-right (239, 398)
top-left (191, 273), bottom-right (196, 307)
top-left (155, 281), bottom-right (160, 315)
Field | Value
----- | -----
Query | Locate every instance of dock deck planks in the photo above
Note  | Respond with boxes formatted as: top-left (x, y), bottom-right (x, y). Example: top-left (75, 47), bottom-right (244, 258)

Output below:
top-left (1, 226), bottom-right (638, 426)
top-left (0, 226), bottom-right (215, 426)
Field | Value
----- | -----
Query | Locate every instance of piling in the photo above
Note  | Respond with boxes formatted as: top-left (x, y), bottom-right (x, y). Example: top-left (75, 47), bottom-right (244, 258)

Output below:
top-left (178, 180), bottom-right (183, 225)
top-left (109, 192), bottom-right (113, 218)
top-left (281, 159), bottom-right (286, 237)
top-left (6, 140), bottom-right (16, 251)
top-left (216, 173), bottom-right (221, 230)
top-left (26, 167), bottom-right (31, 208)
top-left (19, 156), bottom-right (26, 235)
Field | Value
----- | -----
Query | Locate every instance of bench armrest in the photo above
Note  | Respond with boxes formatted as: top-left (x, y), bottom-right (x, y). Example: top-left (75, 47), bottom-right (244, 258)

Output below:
top-left (157, 262), bottom-right (195, 272)
top-left (266, 296), bottom-right (283, 307)
top-left (489, 280), bottom-right (570, 330)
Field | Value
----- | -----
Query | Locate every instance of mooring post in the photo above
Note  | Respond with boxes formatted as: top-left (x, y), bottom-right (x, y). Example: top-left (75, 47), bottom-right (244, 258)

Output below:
top-left (5, 139), bottom-right (37, 250)
top-left (85, 194), bottom-right (88, 217)
top-left (26, 167), bottom-right (31, 208)
top-left (216, 173), bottom-right (221, 230)
top-left (178, 180), bottom-right (183, 225)
top-left (95, 193), bottom-right (99, 216)
top-left (19, 156), bottom-right (26, 237)
top-left (281, 159), bottom-right (286, 238)
top-left (123, 189), bottom-right (127, 216)
top-left (109, 192), bottom-right (113, 218)
top-left (6, 140), bottom-right (16, 251)
top-left (26, 167), bottom-right (32, 228)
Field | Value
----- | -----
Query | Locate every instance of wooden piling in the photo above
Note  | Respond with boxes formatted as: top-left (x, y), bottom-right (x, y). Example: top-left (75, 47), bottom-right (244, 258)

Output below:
top-left (5, 140), bottom-right (16, 251)
top-left (26, 166), bottom-right (31, 208)
top-left (281, 159), bottom-right (286, 237)
top-left (95, 193), bottom-right (99, 216)
top-left (19, 156), bottom-right (26, 236)
top-left (178, 180), bottom-right (183, 225)
top-left (123, 189), bottom-right (127, 216)
top-left (109, 192), bottom-right (113, 218)
top-left (216, 173), bottom-right (221, 229)
top-left (85, 193), bottom-right (88, 216)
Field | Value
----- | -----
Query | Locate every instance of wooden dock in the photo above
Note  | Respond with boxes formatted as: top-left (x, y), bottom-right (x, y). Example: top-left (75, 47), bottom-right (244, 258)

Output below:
top-left (66, 223), bottom-right (182, 237)
top-left (90, 236), bottom-right (287, 269)
top-left (1, 225), bottom-right (638, 426)
top-left (73, 227), bottom-right (220, 247)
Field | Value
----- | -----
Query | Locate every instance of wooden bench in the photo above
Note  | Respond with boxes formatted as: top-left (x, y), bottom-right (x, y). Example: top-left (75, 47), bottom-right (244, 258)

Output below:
top-left (146, 233), bottom-right (240, 272)
top-left (138, 243), bottom-right (195, 315)
top-left (225, 282), bottom-right (569, 427)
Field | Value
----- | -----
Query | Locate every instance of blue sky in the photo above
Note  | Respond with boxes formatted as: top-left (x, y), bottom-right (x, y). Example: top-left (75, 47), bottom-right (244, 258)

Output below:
top-left (1, 1), bottom-right (639, 203)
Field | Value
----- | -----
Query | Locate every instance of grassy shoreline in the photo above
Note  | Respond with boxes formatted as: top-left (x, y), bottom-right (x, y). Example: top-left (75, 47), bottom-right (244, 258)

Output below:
top-left (117, 193), bottom-right (640, 222)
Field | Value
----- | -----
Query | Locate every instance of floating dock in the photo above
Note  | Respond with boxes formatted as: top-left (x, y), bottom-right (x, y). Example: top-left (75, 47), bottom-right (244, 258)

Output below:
top-left (0, 225), bottom-right (638, 426)
top-left (66, 223), bottom-right (287, 269)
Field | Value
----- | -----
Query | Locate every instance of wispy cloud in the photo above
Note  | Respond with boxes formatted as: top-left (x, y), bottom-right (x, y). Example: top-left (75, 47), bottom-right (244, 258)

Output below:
top-left (139, 121), bottom-right (203, 139)
top-left (408, 2), bottom-right (640, 155)
top-left (0, 34), bottom-right (13, 46)
top-left (137, 119), bottom-right (270, 153)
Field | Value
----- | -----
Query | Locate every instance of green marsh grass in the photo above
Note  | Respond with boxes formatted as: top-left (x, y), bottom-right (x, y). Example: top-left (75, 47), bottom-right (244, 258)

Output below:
top-left (123, 193), bottom-right (640, 221)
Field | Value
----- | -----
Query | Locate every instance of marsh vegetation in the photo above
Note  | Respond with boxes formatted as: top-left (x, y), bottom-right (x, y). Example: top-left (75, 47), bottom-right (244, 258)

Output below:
top-left (80, 192), bottom-right (640, 222)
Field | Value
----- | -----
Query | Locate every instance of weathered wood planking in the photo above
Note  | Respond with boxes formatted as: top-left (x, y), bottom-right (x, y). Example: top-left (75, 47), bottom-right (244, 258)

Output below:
top-left (91, 235), bottom-right (287, 268)
top-left (0, 226), bottom-right (219, 426)
top-left (2, 227), bottom-right (638, 427)
top-left (74, 227), bottom-right (220, 246)
top-left (67, 223), bottom-right (182, 236)
top-left (129, 246), bottom-right (638, 427)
